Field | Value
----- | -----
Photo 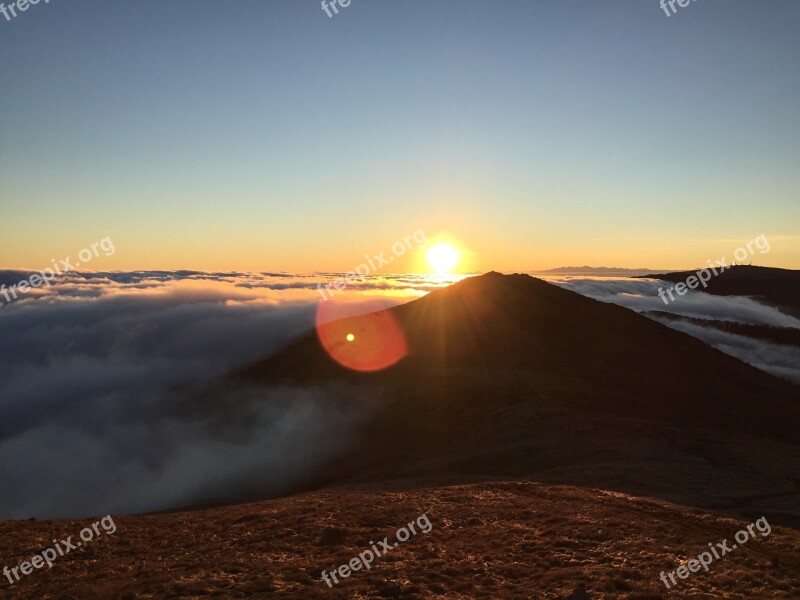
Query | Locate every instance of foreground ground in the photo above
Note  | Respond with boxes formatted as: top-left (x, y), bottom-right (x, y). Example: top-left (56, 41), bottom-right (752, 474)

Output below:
top-left (2, 481), bottom-right (799, 599)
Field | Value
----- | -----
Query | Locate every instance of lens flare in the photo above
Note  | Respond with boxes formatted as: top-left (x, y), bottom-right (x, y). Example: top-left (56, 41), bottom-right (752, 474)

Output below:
top-left (316, 301), bottom-right (407, 372)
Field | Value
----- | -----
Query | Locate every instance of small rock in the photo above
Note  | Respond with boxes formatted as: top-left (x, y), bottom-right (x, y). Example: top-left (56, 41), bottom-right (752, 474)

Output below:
top-left (565, 584), bottom-right (590, 600)
top-left (318, 527), bottom-right (346, 546)
top-left (378, 581), bottom-right (402, 598)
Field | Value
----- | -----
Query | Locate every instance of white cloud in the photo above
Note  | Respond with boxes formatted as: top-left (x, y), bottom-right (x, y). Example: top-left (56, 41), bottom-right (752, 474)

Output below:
top-left (550, 276), bottom-right (800, 383)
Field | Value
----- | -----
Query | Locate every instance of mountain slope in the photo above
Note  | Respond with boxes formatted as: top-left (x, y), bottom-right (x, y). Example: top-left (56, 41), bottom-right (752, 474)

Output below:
top-left (638, 265), bottom-right (800, 315)
top-left (235, 272), bottom-right (798, 433)
top-left (225, 273), bottom-right (800, 524)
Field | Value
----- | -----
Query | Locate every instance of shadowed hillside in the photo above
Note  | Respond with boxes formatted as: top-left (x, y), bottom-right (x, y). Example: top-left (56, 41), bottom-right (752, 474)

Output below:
top-left (638, 265), bottom-right (800, 315)
top-left (227, 273), bottom-right (800, 525)
top-left (644, 310), bottom-right (800, 348)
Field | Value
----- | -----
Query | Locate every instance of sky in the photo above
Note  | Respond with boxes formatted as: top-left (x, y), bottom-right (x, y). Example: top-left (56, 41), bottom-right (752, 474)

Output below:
top-left (1, 0), bottom-right (799, 272)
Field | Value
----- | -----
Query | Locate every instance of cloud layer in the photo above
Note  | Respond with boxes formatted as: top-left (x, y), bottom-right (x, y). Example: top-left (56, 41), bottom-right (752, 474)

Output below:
top-left (0, 271), bottom-right (459, 519)
top-left (3, 271), bottom-right (795, 519)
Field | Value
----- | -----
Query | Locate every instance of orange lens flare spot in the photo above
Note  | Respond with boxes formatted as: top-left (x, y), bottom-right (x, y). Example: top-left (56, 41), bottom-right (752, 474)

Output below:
top-left (316, 302), bottom-right (407, 372)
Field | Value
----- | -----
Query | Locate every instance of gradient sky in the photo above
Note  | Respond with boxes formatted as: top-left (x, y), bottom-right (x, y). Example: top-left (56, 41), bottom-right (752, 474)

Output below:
top-left (1, 0), bottom-right (799, 272)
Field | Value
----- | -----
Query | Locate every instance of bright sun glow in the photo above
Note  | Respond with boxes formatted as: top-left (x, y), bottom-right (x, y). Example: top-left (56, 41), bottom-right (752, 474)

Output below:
top-left (426, 243), bottom-right (461, 274)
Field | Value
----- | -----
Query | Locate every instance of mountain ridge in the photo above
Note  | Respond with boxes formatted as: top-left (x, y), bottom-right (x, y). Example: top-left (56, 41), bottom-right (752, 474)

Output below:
top-left (215, 273), bottom-right (800, 526)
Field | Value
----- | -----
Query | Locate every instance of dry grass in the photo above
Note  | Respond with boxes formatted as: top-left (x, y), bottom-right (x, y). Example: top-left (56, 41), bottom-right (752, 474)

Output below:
top-left (2, 481), bottom-right (799, 599)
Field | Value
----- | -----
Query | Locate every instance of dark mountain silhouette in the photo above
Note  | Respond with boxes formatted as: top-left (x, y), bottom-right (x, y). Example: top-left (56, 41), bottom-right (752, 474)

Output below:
top-left (227, 272), bottom-right (800, 525)
top-left (639, 265), bottom-right (800, 315)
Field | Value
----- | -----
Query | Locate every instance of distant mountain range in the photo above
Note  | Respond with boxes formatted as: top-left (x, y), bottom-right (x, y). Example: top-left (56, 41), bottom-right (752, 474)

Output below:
top-left (531, 266), bottom-right (667, 277)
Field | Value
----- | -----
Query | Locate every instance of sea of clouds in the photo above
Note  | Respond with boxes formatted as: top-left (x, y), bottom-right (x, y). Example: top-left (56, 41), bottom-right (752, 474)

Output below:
top-left (1, 269), bottom-right (796, 519)
top-left (0, 270), bottom-right (461, 519)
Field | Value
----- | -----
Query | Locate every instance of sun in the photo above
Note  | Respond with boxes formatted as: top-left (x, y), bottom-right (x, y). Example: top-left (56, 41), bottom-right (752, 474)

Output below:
top-left (426, 242), bottom-right (461, 274)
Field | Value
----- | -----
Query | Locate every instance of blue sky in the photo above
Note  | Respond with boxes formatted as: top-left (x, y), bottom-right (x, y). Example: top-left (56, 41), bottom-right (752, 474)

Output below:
top-left (1, 0), bottom-right (799, 271)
